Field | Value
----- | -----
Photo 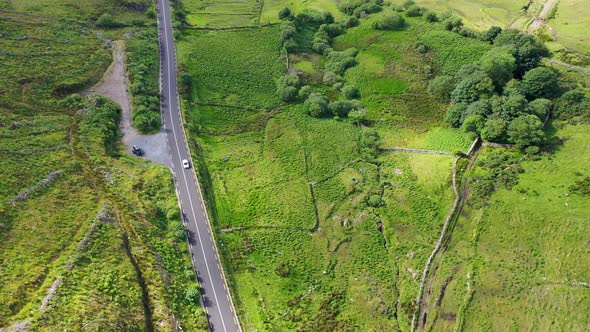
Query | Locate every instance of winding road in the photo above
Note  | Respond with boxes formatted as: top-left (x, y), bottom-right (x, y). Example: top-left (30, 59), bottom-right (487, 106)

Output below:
top-left (155, 0), bottom-right (241, 330)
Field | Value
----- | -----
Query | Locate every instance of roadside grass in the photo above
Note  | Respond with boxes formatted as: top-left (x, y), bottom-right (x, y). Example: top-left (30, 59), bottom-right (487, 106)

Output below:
top-left (258, 0), bottom-right (341, 25)
top-left (177, 26), bottom-right (283, 108)
top-left (422, 125), bottom-right (590, 331)
top-left (0, 3), bottom-right (206, 329)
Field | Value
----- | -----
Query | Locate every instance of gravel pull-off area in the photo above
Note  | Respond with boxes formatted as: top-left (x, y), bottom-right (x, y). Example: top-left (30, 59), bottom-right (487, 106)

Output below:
top-left (91, 41), bottom-right (171, 167)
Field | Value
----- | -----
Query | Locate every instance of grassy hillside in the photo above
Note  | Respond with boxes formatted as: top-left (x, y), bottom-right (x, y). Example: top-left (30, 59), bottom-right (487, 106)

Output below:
top-left (176, 9), bottom-right (480, 331)
top-left (0, 2), bottom-right (206, 330)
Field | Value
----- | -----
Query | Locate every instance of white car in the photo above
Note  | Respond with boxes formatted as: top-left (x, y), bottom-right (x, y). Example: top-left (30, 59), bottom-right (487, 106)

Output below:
top-left (182, 159), bottom-right (190, 169)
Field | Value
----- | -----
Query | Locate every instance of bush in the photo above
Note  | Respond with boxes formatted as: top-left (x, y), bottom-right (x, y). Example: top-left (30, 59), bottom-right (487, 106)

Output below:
top-left (340, 15), bottom-right (360, 28)
top-left (427, 75), bottom-right (455, 101)
top-left (276, 74), bottom-right (301, 102)
top-left (481, 26), bottom-right (502, 43)
top-left (96, 13), bottom-right (121, 28)
top-left (446, 103), bottom-right (467, 127)
top-left (553, 90), bottom-right (590, 120)
top-left (367, 194), bottom-right (383, 207)
top-left (443, 16), bottom-right (463, 31)
top-left (325, 48), bottom-right (358, 75)
top-left (341, 85), bottom-right (360, 99)
top-left (305, 93), bottom-right (330, 117)
top-left (405, 5), bottom-right (423, 17)
top-left (372, 13), bottom-right (405, 30)
top-left (296, 8), bottom-right (334, 25)
top-left (526, 98), bottom-right (551, 120)
top-left (278, 7), bottom-right (292, 20)
top-left (328, 100), bottom-right (362, 117)
top-left (423, 10), bottom-right (438, 22)
top-left (298, 85), bottom-right (313, 100)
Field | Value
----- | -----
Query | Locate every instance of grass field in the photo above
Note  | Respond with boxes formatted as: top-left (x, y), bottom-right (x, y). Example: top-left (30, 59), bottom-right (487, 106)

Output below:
top-left (422, 124), bottom-right (590, 331)
top-left (177, 11), bottom-right (479, 330)
top-left (546, 0), bottom-right (590, 58)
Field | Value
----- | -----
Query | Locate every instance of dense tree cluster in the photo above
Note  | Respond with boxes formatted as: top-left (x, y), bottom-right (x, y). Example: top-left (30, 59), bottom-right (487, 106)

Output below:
top-left (338, 0), bottom-right (384, 18)
top-left (372, 13), bottom-right (405, 30)
top-left (428, 30), bottom-right (562, 148)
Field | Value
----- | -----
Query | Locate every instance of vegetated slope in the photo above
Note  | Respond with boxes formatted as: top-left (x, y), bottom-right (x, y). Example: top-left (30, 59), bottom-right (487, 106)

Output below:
top-left (176, 9), bottom-right (478, 330)
top-left (422, 125), bottom-right (590, 331)
top-left (0, 4), bottom-right (206, 330)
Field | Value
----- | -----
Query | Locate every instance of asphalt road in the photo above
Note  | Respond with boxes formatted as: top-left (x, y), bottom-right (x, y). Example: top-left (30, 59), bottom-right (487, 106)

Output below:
top-left (155, 0), bottom-right (241, 330)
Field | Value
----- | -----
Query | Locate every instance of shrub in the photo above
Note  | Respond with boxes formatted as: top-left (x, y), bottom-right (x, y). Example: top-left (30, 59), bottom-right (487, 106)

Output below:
top-left (276, 74), bottom-right (301, 102)
top-left (278, 7), bottom-right (292, 20)
top-left (367, 194), bottom-right (383, 207)
top-left (342, 85), bottom-right (360, 99)
top-left (328, 100), bottom-right (362, 117)
top-left (372, 13), bottom-right (405, 30)
top-left (340, 15), bottom-right (360, 28)
top-left (304, 93), bottom-right (330, 117)
top-left (325, 48), bottom-right (358, 75)
top-left (526, 98), bottom-right (551, 120)
top-left (298, 85), bottom-right (313, 100)
top-left (481, 26), bottom-right (502, 43)
top-left (427, 75), bottom-right (455, 101)
top-left (553, 90), bottom-right (590, 119)
top-left (296, 8), bottom-right (334, 25)
top-left (423, 10), bottom-right (438, 22)
top-left (405, 5), bottom-right (423, 17)
top-left (443, 16), bottom-right (463, 31)
top-left (446, 103), bottom-right (467, 127)
top-left (96, 13), bottom-right (121, 28)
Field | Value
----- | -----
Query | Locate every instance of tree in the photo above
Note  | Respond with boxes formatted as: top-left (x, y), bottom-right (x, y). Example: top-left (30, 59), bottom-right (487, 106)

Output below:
top-left (462, 115), bottom-right (486, 134)
top-left (520, 67), bottom-right (558, 100)
top-left (491, 94), bottom-right (528, 121)
top-left (527, 98), bottom-right (551, 120)
top-left (503, 78), bottom-right (522, 96)
top-left (481, 118), bottom-right (507, 142)
top-left (494, 29), bottom-right (549, 76)
top-left (298, 85), bottom-right (312, 100)
top-left (479, 47), bottom-right (516, 91)
top-left (450, 71), bottom-right (494, 104)
top-left (278, 7), bottom-right (292, 20)
top-left (276, 74), bottom-right (301, 102)
top-left (328, 100), bottom-right (362, 117)
top-left (481, 26), bottom-right (502, 43)
top-left (507, 114), bottom-right (544, 147)
top-left (445, 103), bottom-right (467, 127)
top-left (427, 75), bottom-right (455, 101)
top-left (349, 108), bottom-right (367, 125)
top-left (372, 13), bottom-right (405, 30)
top-left (463, 99), bottom-right (491, 122)
top-left (304, 93), bottom-right (330, 117)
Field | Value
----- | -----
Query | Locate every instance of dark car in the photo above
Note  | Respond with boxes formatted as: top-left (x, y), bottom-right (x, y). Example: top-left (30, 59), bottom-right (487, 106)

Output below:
top-left (132, 145), bottom-right (143, 156)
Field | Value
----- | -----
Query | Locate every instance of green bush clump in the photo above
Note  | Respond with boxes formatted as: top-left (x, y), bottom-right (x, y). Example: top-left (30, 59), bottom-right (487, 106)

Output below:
top-left (304, 93), bottom-right (330, 117)
top-left (127, 28), bottom-right (161, 133)
top-left (84, 96), bottom-right (121, 156)
top-left (372, 13), bottom-right (405, 30)
top-left (325, 48), bottom-right (359, 75)
top-left (276, 74), bottom-right (302, 102)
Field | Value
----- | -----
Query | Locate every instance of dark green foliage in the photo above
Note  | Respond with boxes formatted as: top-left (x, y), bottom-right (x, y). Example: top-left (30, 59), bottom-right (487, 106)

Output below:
top-left (338, 0), bottom-right (383, 17)
top-left (84, 96), bottom-right (121, 156)
top-left (423, 10), bottom-right (438, 22)
top-left (520, 67), bottom-right (558, 100)
top-left (313, 29), bottom-right (332, 54)
top-left (443, 16), bottom-right (463, 31)
top-left (481, 118), bottom-right (507, 141)
top-left (59, 94), bottom-right (83, 110)
top-left (446, 103), bottom-right (467, 127)
top-left (526, 98), bottom-right (551, 120)
top-left (298, 85), bottom-right (313, 100)
top-left (328, 99), bottom-right (363, 117)
top-left (323, 72), bottom-right (344, 85)
top-left (360, 129), bottom-right (380, 161)
top-left (494, 29), bottom-right (549, 76)
top-left (367, 194), bottom-right (384, 207)
top-left (468, 150), bottom-right (522, 205)
top-left (320, 23), bottom-right (346, 37)
top-left (296, 8), bottom-right (334, 25)
top-left (450, 70), bottom-right (494, 104)
top-left (279, 7), bottom-right (292, 20)
top-left (507, 114), bottom-right (545, 147)
top-left (372, 13), bottom-right (405, 30)
top-left (405, 5), bottom-right (423, 17)
top-left (342, 85), bottom-right (360, 99)
top-left (503, 79), bottom-right (523, 96)
top-left (462, 115), bottom-right (485, 134)
top-left (490, 94), bottom-right (528, 121)
top-left (127, 28), bottom-right (161, 133)
top-left (552, 90), bottom-right (590, 120)
top-left (184, 285), bottom-right (201, 304)
top-left (325, 48), bottom-right (359, 75)
top-left (280, 20), bottom-right (298, 51)
top-left (353, 3), bottom-right (383, 18)
top-left (340, 15), bottom-right (360, 28)
top-left (304, 93), bottom-right (330, 117)
top-left (482, 26), bottom-right (502, 43)
top-left (275, 262), bottom-right (291, 277)
top-left (479, 47), bottom-right (516, 91)
top-left (463, 99), bottom-right (492, 121)
top-left (276, 75), bottom-right (301, 102)
top-left (569, 174), bottom-right (590, 196)
top-left (427, 75), bottom-right (455, 101)
top-left (96, 13), bottom-right (122, 28)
